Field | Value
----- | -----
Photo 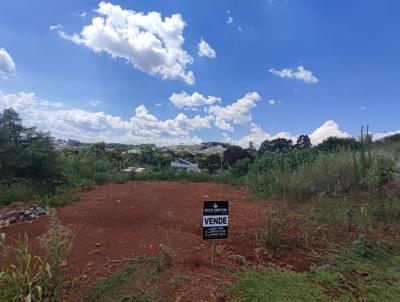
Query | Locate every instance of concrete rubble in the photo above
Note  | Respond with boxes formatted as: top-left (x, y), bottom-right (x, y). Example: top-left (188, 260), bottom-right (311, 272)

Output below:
top-left (0, 205), bottom-right (51, 228)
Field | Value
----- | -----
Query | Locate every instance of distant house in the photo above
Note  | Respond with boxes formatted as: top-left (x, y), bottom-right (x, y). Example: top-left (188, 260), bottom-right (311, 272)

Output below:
top-left (171, 158), bottom-right (200, 172)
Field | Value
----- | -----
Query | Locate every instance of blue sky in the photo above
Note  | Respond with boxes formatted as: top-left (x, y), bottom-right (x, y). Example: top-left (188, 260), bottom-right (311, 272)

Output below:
top-left (0, 0), bottom-right (399, 146)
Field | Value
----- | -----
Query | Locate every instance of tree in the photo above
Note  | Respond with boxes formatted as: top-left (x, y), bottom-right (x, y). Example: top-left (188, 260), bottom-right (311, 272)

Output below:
top-left (0, 108), bottom-right (64, 190)
top-left (248, 141), bottom-right (256, 152)
top-left (0, 108), bottom-right (27, 145)
top-left (206, 153), bottom-right (221, 174)
top-left (139, 144), bottom-right (155, 165)
top-left (87, 142), bottom-right (106, 158)
top-left (295, 135), bottom-right (312, 149)
top-left (223, 146), bottom-right (252, 168)
top-left (316, 137), bottom-right (361, 152)
top-left (258, 138), bottom-right (293, 153)
top-left (18, 133), bottom-right (64, 189)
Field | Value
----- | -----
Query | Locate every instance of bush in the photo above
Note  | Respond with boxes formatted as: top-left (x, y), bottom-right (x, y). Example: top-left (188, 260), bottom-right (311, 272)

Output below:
top-left (0, 181), bottom-right (36, 205)
top-left (246, 147), bottom-right (397, 203)
top-left (94, 172), bottom-right (111, 185)
top-left (36, 191), bottom-right (81, 207)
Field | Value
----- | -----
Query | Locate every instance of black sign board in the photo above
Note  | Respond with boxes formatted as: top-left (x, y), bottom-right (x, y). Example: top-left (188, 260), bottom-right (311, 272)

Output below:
top-left (202, 201), bottom-right (229, 240)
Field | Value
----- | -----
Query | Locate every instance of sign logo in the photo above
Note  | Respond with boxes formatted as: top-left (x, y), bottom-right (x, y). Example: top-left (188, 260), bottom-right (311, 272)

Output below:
top-left (203, 200), bottom-right (229, 240)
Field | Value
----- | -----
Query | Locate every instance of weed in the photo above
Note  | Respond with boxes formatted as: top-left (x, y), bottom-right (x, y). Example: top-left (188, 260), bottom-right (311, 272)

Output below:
top-left (0, 233), bottom-right (52, 301)
top-left (39, 211), bottom-right (72, 299)
top-left (257, 213), bottom-right (287, 259)
top-left (85, 266), bottom-right (135, 302)
top-left (0, 212), bottom-right (72, 301)
top-left (35, 190), bottom-right (80, 207)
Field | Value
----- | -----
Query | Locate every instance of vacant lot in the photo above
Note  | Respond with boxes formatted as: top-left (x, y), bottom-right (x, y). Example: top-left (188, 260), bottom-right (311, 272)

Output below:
top-left (3, 181), bottom-right (400, 301)
top-left (4, 181), bottom-right (271, 301)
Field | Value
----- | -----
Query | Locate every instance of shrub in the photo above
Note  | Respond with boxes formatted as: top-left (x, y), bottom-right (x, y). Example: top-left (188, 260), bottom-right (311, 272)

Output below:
top-left (258, 213), bottom-right (286, 259)
top-left (0, 181), bottom-right (36, 205)
top-left (36, 191), bottom-right (80, 207)
top-left (94, 172), bottom-right (111, 185)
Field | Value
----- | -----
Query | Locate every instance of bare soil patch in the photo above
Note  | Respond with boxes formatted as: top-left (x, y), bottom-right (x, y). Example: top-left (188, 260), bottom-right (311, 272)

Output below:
top-left (3, 181), bottom-right (338, 301)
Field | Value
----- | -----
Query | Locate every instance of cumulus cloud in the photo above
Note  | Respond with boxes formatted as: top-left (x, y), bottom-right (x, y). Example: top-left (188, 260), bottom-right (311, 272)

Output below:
top-left (155, 102), bottom-right (162, 107)
top-left (80, 12), bottom-right (87, 18)
top-left (309, 120), bottom-right (349, 144)
top-left (227, 120), bottom-right (349, 148)
top-left (0, 48), bottom-right (16, 76)
top-left (198, 38), bottom-right (216, 58)
top-left (269, 66), bottom-right (318, 84)
top-left (0, 91), bottom-right (212, 145)
top-left (49, 24), bottom-right (63, 31)
top-left (372, 130), bottom-right (400, 141)
top-left (58, 1), bottom-right (195, 84)
top-left (169, 91), bottom-right (220, 109)
top-left (226, 16), bottom-right (233, 24)
top-left (225, 123), bottom-right (295, 148)
top-left (207, 92), bottom-right (261, 132)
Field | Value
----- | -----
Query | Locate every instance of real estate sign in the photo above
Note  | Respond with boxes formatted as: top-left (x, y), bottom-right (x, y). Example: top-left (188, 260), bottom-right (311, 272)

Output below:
top-left (203, 201), bottom-right (229, 240)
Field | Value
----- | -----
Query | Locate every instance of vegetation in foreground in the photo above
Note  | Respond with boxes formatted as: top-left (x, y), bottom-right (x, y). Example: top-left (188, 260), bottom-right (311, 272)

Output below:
top-left (233, 237), bottom-right (400, 302)
top-left (0, 212), bottom-right (71, 301)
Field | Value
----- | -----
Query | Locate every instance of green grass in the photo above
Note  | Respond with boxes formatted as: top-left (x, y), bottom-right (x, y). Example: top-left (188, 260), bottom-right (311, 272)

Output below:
top-left (233, 242), bottom-right (400, 302)
top-left (85, 266), bottom-right (135, 302)
top-left (233, 269), bottom-right (334, 302)
top-left (84, 248), bottom-right (187, 302)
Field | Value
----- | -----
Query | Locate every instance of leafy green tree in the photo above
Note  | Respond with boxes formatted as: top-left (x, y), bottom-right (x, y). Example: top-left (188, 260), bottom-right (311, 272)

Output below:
top-left (223, 146), bottom-right (252, 168)
top-left (316, 137), bottom-right (361, 152)
top-left (206, 153), bottom-right (221, 174)
top-left (87, 142), bottom-right (106, 158)
top-left (259, 138), bottom-right (293, 153)
top-left (295, 135), bottom-right (311, 149)
top-left (139, 144), bottom-right (155, 165)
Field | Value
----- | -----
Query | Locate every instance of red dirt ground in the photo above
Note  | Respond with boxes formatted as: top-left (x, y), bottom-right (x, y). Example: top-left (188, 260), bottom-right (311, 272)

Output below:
top-left (2, 181), bottom-right (313, 301)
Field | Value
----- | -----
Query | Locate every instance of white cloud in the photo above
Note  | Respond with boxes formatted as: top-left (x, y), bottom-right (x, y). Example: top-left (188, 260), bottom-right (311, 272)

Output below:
top-left (372, 130), bottom-right (400, 141)
top-left (309, 120), bottom-right (349, 144)
top-left (49, 24), bottom-right (63, 31)
top-left (0, 48), bottom-right (16, 76)
top-left (360, 106), bottom-right (366, 110)
top-left (227, 120), bottom-right (349, 148)
top-left (269, 66), bottom-right (318, 84)
top-left (268, 99), bottom-right (281, 105)
top-left (208, 92), bottom-right (261, 132)
top-left (169, 91), bottom-right (220, 109)
top-left (0, 91), bottom-right (212, 145)
top-left (198, 38), bottom-right (216, 58)
top-left (238, 26), bottom-right (243, 32)
top-left (80, 12), bottom-right (87, 18)
top-left (89, 99), bottom-right (102, 106)
top-left (226, 16), bottom-right (233, 24)
top-left (224, 123), bottom-right (295, 148)
top-left (58, 1), bottom-right (195, 84)
top-left (155, 102), bottom-right (162, 107)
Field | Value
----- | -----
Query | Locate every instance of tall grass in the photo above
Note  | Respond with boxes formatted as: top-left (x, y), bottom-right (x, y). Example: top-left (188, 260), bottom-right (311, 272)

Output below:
top-left (246, 141), bottom-right (397, 203)
top-left (0, 212), bottom-right (72, 301)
